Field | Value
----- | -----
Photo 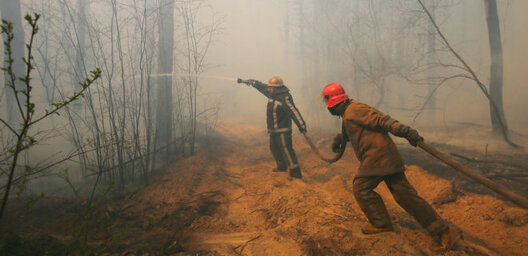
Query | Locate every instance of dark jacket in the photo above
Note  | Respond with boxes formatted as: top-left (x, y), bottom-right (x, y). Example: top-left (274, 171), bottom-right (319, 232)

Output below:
top-left (339, 99), bottom-right (405, 177)
top-left (252, 81), bottom-right (306, 133)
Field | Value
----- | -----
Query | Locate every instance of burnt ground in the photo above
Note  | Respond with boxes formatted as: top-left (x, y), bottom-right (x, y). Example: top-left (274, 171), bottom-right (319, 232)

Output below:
top-left (1, 121), bottom-right (528, 255)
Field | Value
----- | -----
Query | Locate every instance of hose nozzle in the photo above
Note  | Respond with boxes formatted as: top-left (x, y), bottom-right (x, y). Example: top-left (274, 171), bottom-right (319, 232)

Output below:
top-left (237, 78), bottom-right (244, 84)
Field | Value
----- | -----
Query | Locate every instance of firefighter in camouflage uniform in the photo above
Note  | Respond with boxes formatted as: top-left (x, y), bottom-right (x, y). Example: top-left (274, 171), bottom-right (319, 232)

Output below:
top-left (239, 76), bottom-right (306, 179)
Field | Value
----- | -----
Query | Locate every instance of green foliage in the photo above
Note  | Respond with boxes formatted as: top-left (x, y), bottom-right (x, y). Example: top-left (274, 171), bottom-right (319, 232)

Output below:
top-left (0, 13), bottom-right (101, 224)
top-left (46, 68), bottom-right (101, 115)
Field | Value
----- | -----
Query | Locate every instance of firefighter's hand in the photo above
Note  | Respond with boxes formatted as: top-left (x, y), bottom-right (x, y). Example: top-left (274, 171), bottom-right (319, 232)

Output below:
top-left (299, 126), bottom-right (307, 133)
top-left (244, 79), bottom-right (257, 86)
top-left (332, 133), bottom-right (345, 153)
top-left (237, 79), bottom-right (254, 86)
top-left (406, 128), bottom-right (424, 147)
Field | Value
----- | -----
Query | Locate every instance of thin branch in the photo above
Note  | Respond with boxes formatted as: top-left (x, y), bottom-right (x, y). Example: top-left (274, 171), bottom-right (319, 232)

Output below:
top-left (416, 0), bottom-right (519, 148)
top-left (412, 74), bottom-right (472, 125)
top-left (0, 118), bottom-right (18, 136)
top-left (1, 20), bottom-right (26, 121)
top-left (29, 68), bottom-right (101, 126)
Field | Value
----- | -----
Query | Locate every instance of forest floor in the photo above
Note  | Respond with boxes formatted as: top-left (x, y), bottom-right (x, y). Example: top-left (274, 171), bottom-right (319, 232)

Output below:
top-left (2, 121), bottom-right (528, 256)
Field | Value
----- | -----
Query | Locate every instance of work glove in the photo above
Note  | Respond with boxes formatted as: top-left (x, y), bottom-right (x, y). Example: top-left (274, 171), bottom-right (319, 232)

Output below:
top-left (406, 128), bottom-right (424, 147)
top-left (236, 78), bottom-right (256, 86)
top-left (331, 133), bottom-right (346, 153)
top-left (237, 78), bottom-right (247, 85)
top-left (389, 122), bottom-right (424, 147)
top-left (299, 126), bottom-right (307, 133)
top-left (245, 79), bottom-right (258, 86)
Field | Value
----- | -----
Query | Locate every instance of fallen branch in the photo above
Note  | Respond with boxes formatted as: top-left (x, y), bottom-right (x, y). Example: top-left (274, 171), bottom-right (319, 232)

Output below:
top-left (458, 240), bottom-right (501, 256)
top-left (234, 234), bottom-right (262, 255)
top-left (450, 153), bottom-right (528, 170)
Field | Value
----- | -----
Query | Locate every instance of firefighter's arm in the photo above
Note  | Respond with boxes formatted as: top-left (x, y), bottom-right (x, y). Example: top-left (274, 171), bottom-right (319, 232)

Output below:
top-left (245, 79), bottom-right (272, 98)
top-left (384, 118), bottom-right (424, 147)
top-left (345, 105), bottom-right (393, 131)
top-left (346, 105), bottom-right (423, 146)
top-left (283, 96), bottom-right (307, 133)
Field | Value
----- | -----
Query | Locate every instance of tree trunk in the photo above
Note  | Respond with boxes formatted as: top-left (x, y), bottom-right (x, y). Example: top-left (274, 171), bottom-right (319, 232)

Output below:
top-left (0, 0), bottom-right (25, 125)
top-left (427, 0), bottom-right (437, 122)
top-left (298, 0), bottom-right (305, 87)
top-left (283, 1), bottom-right (289, 72)
top-left (395, 6), bottom-right (407, 107)
top-left (74, 0), bottom-right (90, 91)
top-left (484, 0), bottom-right (507, 135)
top-left (156, 0), bottom-right (175, 163)
top-left (75, 0), bottom-right (90, 177)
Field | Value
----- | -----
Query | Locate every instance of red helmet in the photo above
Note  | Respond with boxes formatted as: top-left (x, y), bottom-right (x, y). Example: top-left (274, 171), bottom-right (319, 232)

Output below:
top-left (323, 82), bottom-right (348, 107)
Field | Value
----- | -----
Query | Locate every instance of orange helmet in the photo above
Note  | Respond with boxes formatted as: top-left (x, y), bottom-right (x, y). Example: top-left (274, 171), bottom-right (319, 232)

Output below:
top-left (323, 82), bottom-right (348, 107)
top-left (268, 76), bottom-right (284, 87)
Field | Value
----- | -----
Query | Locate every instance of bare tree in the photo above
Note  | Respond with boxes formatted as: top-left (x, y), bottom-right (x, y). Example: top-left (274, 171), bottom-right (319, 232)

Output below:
top-left (74, 0), bottom-right (91, 93)
top-left (415, 0), bottom-right (517, 147)
top-left (0, 14), bottom-right (101, 222)
top-left (177, 0), bottom-right (219, 155)
top-left (0, 0), bottom-right (221, 200)
top-left (484, 0), bottom-right (507, 136)
top-left (426, 0), bottom-right (437, 122)
top-left (155, 0), bottom-right (175, 163)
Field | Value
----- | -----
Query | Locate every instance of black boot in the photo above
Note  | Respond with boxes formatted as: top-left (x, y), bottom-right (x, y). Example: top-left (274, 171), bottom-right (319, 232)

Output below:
top-left (434, 227), bottom-right (461, 251)
top-left (289, 168), bottom-right (302, 179)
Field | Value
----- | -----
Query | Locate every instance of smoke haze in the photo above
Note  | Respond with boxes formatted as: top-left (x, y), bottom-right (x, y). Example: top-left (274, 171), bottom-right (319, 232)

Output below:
top-left (1, 0), bottom-right (527, 194)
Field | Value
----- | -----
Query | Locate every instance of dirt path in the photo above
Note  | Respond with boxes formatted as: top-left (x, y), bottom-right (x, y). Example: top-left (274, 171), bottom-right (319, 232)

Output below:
top-left (95, 121), bottom-right (526, 255)
top-left (6, 121), bottom-right (527, 255)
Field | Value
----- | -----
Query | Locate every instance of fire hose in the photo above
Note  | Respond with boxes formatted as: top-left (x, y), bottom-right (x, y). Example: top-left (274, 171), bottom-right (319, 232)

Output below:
top-left (417, 141), bottom-right (528, 209)
top-left (302, 132), bottom-right (528, 209)
top-left (301, 132), bottom-right (346, 163)
top-left (237, 77), bottom-right (528, 209)
top-left (303, 133), bottom-right (528, 209)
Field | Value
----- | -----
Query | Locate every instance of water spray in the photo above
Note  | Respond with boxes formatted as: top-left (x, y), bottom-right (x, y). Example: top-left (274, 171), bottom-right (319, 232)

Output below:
top-left (135, 73), bottom-right (238, 82)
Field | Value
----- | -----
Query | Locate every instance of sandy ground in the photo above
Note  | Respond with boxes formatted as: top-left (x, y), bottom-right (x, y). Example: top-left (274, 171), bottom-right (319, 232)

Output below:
top-left (100, 121), bottom-right (527, 255)
top-left (3, 121), bottom-right (528, 255)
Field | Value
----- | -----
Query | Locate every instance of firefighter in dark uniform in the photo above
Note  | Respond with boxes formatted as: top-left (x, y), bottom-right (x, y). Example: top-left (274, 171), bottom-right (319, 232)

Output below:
top-left (321, 82), bottom-right (461, 251)
top-left (239, 76), bottom-right (306, 179)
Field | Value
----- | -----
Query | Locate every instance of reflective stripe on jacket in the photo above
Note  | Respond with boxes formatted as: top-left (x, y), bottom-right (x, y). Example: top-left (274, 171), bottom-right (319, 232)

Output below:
top-left (251, 81), bottom-right (306, 132)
